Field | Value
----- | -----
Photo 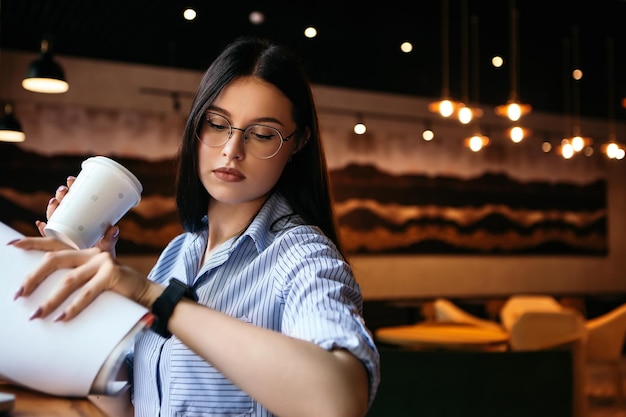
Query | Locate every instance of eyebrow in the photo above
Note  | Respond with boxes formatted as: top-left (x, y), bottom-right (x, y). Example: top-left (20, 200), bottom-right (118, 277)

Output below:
top-left (207, 106), bottom-right (286, 127)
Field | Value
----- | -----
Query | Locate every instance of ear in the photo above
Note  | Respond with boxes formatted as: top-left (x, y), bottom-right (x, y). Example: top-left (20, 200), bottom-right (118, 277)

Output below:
top-left (291, 127), bottom-right (311, 155)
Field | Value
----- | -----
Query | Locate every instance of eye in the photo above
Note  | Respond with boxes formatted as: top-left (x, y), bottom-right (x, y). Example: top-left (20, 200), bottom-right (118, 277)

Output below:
top-left (206, 113), bottom-right (229, 132)
top-left (248, 125), bottom-right (279, 141)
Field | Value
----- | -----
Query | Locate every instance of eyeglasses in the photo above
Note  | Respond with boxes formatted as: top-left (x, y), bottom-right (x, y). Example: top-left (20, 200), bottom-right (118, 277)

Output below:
top-left (198, 112), bottom-right (297, 159)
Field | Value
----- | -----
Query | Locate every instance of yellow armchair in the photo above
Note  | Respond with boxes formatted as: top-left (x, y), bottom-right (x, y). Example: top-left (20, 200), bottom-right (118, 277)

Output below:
top-left (432, 298), bottom-right (504, 331)
top-left (585, 303), bottom-right (626, 404)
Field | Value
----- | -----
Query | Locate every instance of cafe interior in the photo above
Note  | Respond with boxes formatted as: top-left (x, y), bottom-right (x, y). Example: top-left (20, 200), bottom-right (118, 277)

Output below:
top-left (2, 0), bottom-right (626, 416)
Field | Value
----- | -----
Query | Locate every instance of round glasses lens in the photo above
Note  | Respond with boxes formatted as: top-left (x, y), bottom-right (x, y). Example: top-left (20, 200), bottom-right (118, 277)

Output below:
top-left (204, 113), bottom-right (231, 146)
top-left (245, 125), bottom-right (283, 158)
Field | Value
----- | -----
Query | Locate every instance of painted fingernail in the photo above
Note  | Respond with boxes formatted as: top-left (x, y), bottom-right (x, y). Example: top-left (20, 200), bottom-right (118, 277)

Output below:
top-left (29, 307), bottom-right (42, 320)
top-left (54, 312), bottom-right (66, 322)
top-left (6, 239), bottom-right (19, 246)
top-left (56, 185), bottom-right (67, 193)
top-left (13, 286), bottom-right (23, 300)
top-left (48, 197), bottom-right (56, 205)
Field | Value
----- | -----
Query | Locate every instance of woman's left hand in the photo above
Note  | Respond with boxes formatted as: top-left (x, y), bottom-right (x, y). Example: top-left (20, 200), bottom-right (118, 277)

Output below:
top-left (10, 237), bottom-right (155, 321)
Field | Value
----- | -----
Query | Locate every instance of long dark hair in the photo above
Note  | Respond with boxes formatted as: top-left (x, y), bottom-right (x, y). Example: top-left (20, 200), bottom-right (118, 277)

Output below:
top-left (175, 36), bottom-right (344, 255)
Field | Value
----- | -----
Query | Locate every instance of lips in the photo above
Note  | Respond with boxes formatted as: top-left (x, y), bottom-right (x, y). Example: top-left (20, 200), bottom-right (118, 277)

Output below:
top-left (213, 167), bottom-right (245, 182)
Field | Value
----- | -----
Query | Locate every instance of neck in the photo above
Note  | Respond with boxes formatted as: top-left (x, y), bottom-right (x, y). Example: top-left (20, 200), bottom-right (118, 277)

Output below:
top-left (204, 197), bottom-right (267, 257)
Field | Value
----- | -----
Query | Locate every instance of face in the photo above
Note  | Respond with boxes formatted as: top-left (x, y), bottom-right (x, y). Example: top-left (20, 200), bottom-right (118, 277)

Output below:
top-left (197, 76), bottom-right (299, 208)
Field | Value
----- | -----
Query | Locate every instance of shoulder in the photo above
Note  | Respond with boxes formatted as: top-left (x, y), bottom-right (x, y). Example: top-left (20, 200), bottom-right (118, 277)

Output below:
top-left (149, 231), bottom-right (205, 279)
top-left (277, 224), bottom-right (335, 249)
top-left (272, 225), bottom-right (349, 273)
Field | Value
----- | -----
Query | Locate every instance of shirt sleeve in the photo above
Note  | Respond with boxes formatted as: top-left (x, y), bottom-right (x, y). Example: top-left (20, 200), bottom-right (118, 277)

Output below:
top-left (274, 226), bottom-right (381, 408)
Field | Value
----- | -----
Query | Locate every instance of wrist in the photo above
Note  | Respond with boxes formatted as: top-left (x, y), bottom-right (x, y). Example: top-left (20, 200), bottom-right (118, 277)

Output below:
top-left (150, 278), bottom-right (198, 338)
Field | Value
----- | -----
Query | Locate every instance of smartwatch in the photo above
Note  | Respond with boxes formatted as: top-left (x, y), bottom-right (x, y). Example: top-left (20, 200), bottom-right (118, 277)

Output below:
top-left (151, 278), bottom-right (198, 338)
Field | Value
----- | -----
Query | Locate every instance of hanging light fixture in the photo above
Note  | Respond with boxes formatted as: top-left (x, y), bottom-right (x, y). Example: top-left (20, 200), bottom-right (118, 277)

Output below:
top-left (22, 39), bottom-right (69, 94)
top-left (456, 0), bottom-right (482, 124)
top-left (463, 15), bottom-right (489, 152)
top-left (422, 119), bottom-right (435, 141)
top-left (560, 25), bottom-right (592, 159)
top-left (429, 0), bottom-right (461, 118)
top-left (464, 134), bottom-right (490, 152)
top-left (508, 126), bottom-right (531, 143)
top-left (603, 37), bottom-right (624, 160)
top-left (495, 0), bottom-right (531, 122)
top-left (353, 113), bottom-right (367, 135)
top-left (0, 102), bottom-right (25, 142)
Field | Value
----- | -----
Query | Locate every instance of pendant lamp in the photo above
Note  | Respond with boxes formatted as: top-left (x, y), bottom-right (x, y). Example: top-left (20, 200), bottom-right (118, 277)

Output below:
top-left (428, 0), bottom-right (461, 118)
top-left (0, 103), bottom-right (25, 142)
top-left (495, 0), bottom-right (531, 121)
top-left (22, 39), bottom-right (69, 94)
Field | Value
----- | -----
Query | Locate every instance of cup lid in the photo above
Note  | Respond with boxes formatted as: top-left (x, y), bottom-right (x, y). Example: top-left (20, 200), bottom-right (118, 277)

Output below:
top-left (82, 156), bottom-right (143, 196)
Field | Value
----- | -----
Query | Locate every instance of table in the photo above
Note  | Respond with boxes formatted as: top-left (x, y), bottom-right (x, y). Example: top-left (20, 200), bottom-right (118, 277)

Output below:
top-left (375, 322), bottom-right (510, 351)
top-left (0, 384), bottom-right (112, 417)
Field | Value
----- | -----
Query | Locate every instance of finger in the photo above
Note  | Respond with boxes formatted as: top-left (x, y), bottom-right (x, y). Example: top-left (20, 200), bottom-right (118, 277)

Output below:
top-left (31, 268), bottom-right (89, 320)
top-left (45, 196), bottom-right (60, 221)
top-left (35, 219), bottom-right (47, 237)
top-left (15, 247), bottom-right (99, 299)
top-left (98, 226), bottom-right (120, 255)
top-left (66, 176), bottom-right (76, 187)
top-left (44, 184), bottom-right (69, 221)
top-left (54, 184), bottom-right (69, 200)
top-left (55, 254), bottom-right (114, 321)
top-left (10, 236), bottom-right (74, 252)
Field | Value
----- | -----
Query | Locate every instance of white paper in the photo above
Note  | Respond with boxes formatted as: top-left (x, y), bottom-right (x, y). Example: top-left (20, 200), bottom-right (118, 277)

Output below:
top-left (0, 221), bottom-right (152, 397)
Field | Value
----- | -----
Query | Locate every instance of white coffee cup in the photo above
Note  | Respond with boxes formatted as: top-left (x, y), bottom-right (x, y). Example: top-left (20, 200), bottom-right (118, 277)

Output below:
top-left (43, 156), bottom-right (143, 249)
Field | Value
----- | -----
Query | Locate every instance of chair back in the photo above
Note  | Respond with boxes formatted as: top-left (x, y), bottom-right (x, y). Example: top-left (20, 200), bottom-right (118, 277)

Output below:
top-left (500, 295), bottom-right (564, 331)
top-left (585, 303), bottom-right (626, 361)
top-left (433, 298), bottom-right (503, 331)
top-left (508, 310), bottom-right (585, 351)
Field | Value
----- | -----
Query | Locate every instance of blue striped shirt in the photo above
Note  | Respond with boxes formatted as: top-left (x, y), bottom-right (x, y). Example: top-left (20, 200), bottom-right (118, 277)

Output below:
top-left (131, 192), bottom-right (380, 417)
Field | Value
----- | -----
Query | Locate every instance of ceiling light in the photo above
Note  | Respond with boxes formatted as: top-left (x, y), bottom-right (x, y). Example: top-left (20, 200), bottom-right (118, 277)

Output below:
top-left (464, 133), bottom-right (489, 152)
top-left (429, 0), bottom-right (461, 118)
top-left (0, 103), bottom-right (25, 142)
top-left (561, 27), bottom-right (592, 154)
top-left (400, 42), bottom-right (413, 53)
top-left (422, 128), bottom-right (434, 141)
top-left (353, 114), bottom-right (366, 135)
top-left (509, 126), bottom-right (530, 143)
top-left (304, 26), bottom-right (317, 39)
top-left (22, 39), bottom-right (69, 94)
top-left (249, 11), bottom-right (265, 25)
top-left (183, 8), bottom-right (197, 20)
top-left (603, 142), bottom-right (625, 159)
top-left (495, 1), bottom-right (531, 121)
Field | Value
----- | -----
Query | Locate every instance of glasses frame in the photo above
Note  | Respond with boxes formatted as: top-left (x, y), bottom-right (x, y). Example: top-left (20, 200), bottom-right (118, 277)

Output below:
top-left (199, 112), bottom-right (297, 159)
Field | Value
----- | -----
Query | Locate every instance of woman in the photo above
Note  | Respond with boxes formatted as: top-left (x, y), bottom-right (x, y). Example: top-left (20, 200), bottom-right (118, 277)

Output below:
top-left (11, 36), bottom-right (380, 417)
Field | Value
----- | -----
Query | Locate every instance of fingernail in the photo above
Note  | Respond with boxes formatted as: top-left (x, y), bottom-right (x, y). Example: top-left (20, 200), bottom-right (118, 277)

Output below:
top-left (113, 227), bottom-right (120, 238)
top-left (48, 197), bottom-right (56, 205)
top-left (29, 307), bottom-right (42, 320)
top-left (56, 185), bottom-right (67, 193)
top-left (13, 286), bottom-right (23, 300)
top-left (54, 312), bottom-right (66, 322)
top-left (67, 176), bottom-right (76, 182)
top-left (6, 239), bottom-right (19, 246)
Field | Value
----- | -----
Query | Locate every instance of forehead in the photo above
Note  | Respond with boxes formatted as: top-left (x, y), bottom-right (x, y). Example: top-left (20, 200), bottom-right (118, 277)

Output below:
top-left (213, 77), bottom-right (293, 124)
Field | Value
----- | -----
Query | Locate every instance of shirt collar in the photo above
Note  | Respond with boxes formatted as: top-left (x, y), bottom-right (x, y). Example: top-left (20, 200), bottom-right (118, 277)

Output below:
top-left (238, 192), bottom-right (302, 254)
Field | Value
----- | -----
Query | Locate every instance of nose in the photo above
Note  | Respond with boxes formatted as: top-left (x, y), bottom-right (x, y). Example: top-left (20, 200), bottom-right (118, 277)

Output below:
top-left (222, 127), bottom-right (246, 159)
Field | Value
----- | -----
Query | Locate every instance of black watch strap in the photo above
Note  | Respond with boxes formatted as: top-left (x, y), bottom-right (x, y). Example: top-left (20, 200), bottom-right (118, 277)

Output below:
top-left (151, 278), bottom-right (198, 338)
